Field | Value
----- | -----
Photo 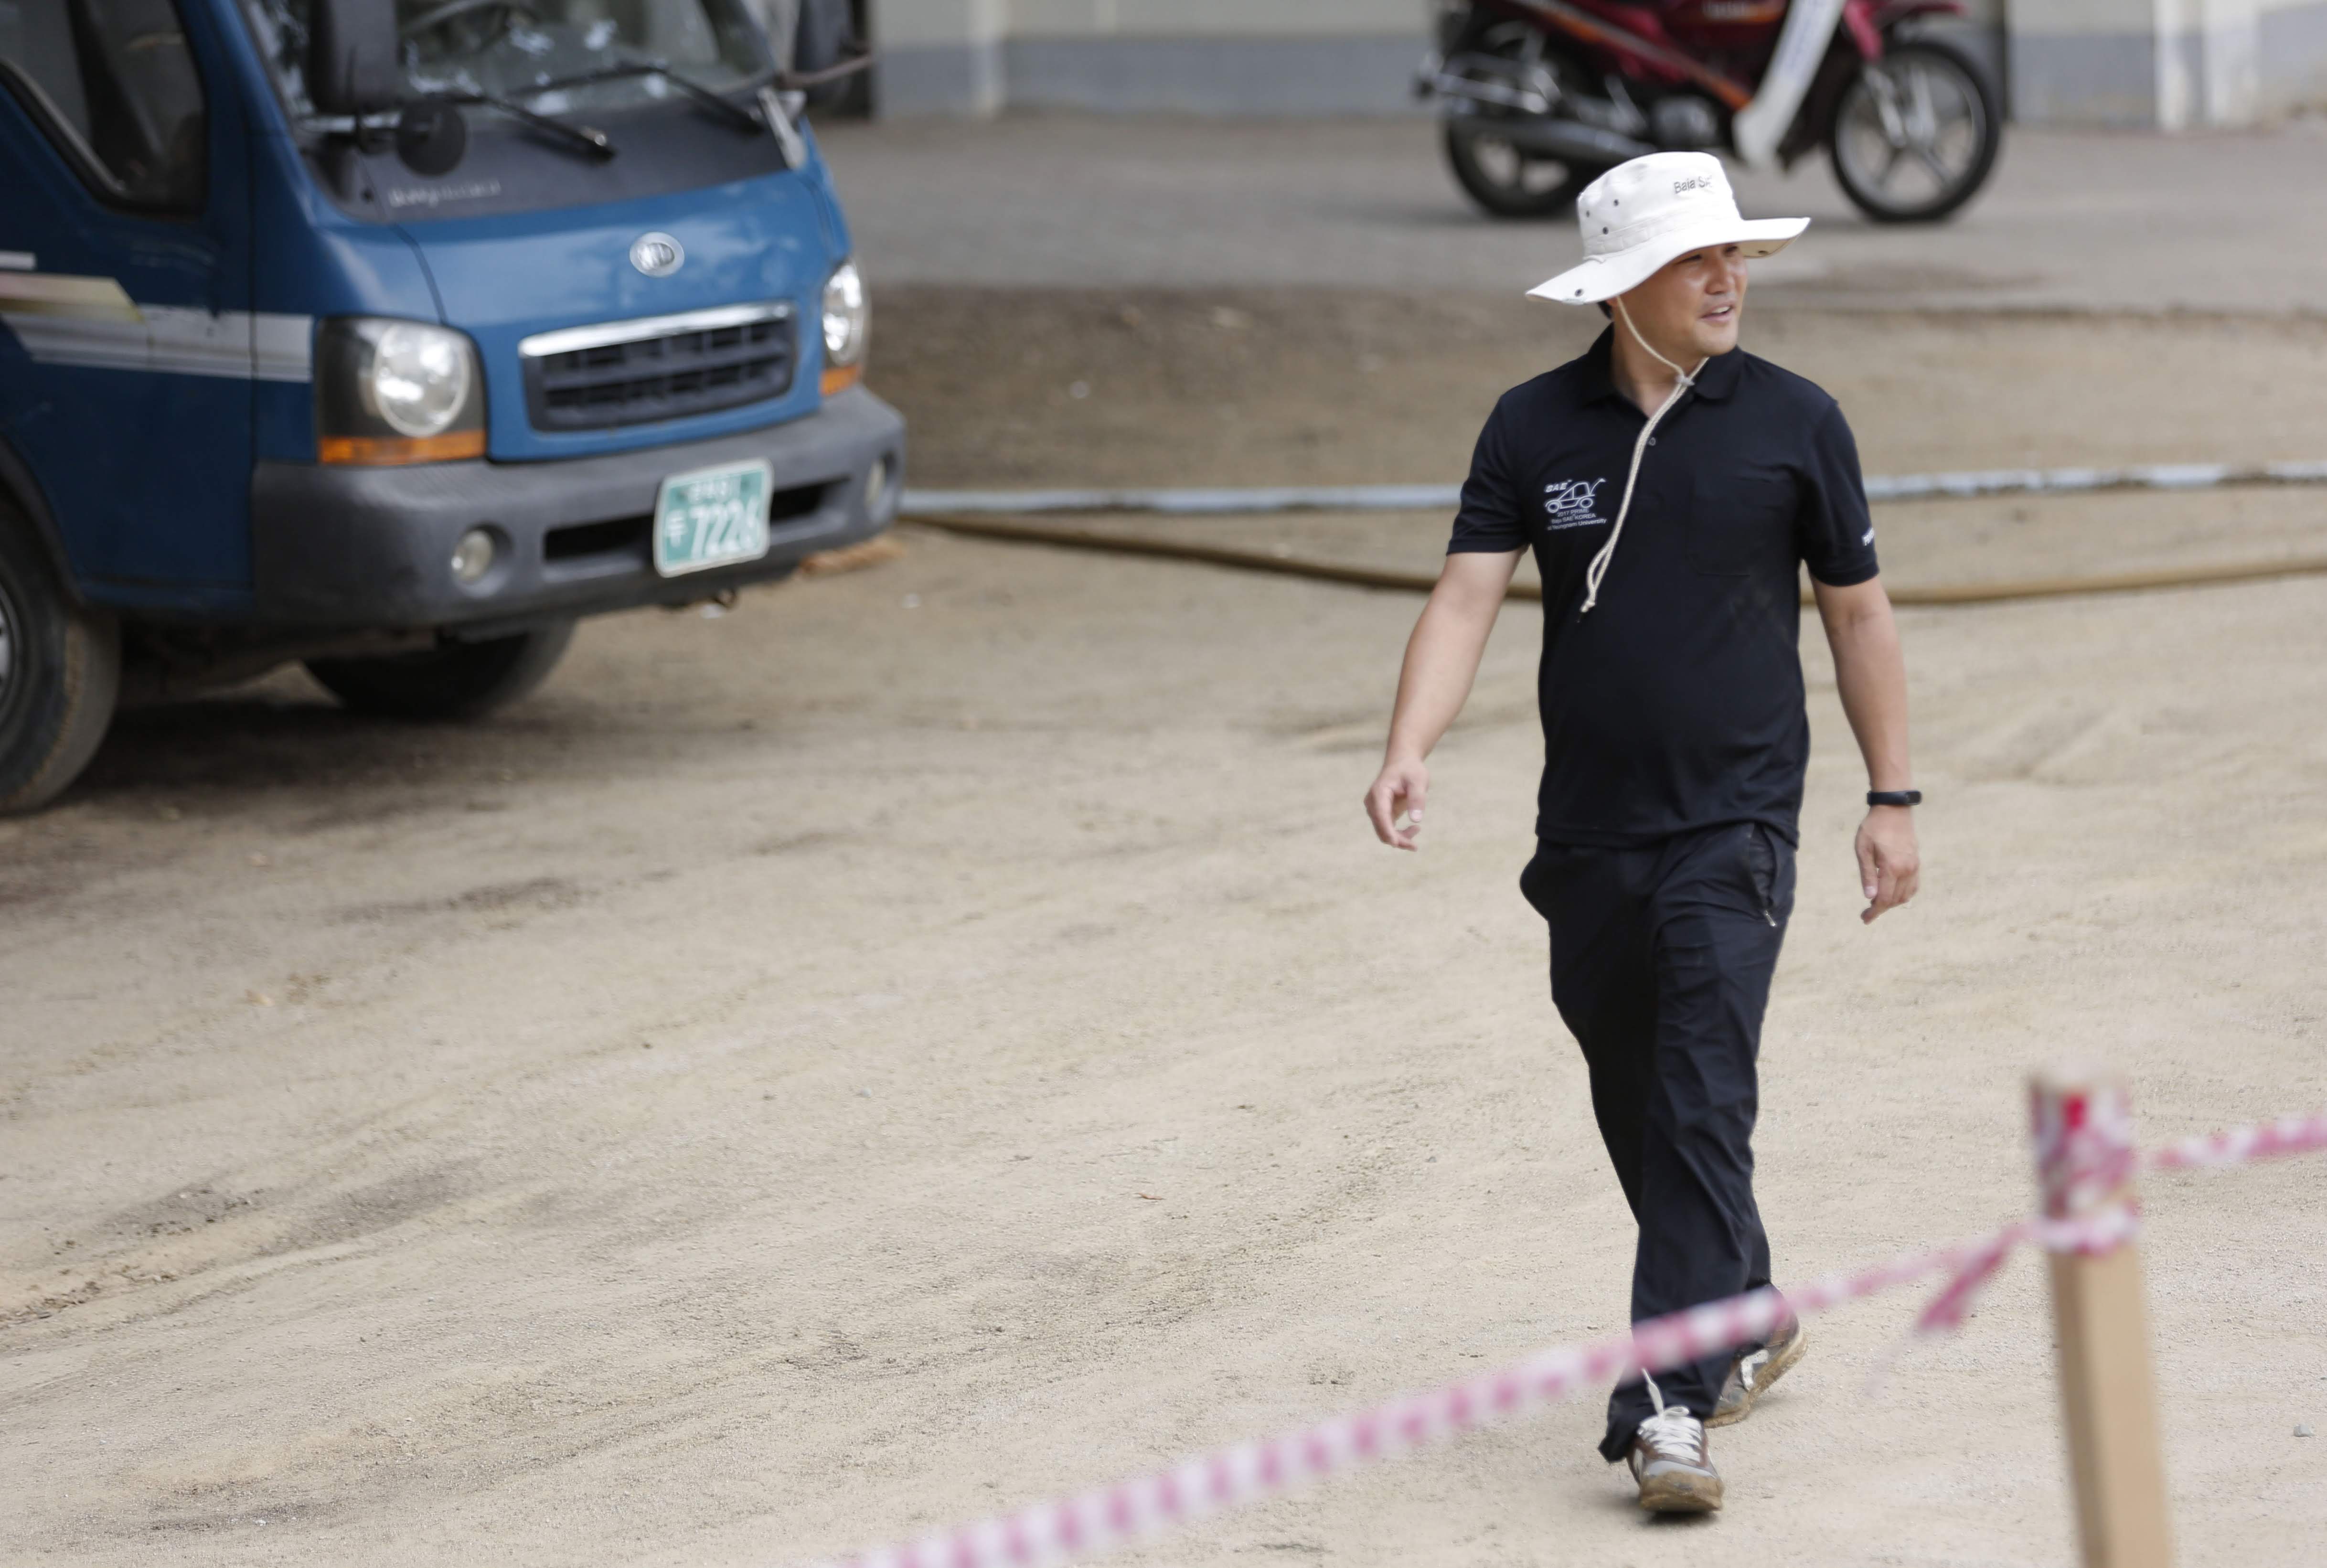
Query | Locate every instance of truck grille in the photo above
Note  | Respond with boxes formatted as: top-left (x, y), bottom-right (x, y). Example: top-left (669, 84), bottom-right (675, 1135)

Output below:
top-left (518, 302), bottom-right (797, 432)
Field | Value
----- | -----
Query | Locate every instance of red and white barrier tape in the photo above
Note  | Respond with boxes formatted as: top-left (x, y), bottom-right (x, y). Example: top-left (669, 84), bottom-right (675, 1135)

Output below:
top-left (806, 1109), bottom-right (2326, 1568)
top-left (2147, 1110), bottom-right (2327, 1173)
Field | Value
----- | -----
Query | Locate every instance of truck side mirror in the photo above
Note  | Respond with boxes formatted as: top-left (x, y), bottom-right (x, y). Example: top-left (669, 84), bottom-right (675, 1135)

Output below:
top-left (308, 0), bottom-right (401, 117)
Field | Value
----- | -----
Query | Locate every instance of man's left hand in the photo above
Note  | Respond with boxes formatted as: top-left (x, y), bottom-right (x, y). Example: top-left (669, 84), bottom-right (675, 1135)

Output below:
top-left (1855, 808), bottom-right (1920, 924)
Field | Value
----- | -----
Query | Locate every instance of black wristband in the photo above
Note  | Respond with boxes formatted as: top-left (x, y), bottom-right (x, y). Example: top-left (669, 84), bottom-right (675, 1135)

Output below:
top-left (1867, 790), bottom-right (1922, 808)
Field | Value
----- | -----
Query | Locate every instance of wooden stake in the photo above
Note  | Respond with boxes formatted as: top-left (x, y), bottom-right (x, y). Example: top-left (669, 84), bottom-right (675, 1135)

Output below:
top-left (2030, 1069), bottom-right (2174, 1568)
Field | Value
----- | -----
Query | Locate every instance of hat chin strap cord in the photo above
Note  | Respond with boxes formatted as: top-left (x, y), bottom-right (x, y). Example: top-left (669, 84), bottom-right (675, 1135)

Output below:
top-left (1582, 300), bottom-right (1709, 614)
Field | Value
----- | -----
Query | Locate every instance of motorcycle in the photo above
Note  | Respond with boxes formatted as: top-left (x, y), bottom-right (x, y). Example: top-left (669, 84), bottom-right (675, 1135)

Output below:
top-left (1417, 0), bottom-right (2001, 224)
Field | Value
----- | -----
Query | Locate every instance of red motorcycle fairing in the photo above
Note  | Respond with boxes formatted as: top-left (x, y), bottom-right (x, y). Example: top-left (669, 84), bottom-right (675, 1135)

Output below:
top-left (1569, 1), bottom-right (1691, 84)
top-left (1487, 0), bottom-right (1964, 104)
top-left (1497, 0), bottom-right (1758, 107)
top-left (1843, 0), bottom-right (1887, 58)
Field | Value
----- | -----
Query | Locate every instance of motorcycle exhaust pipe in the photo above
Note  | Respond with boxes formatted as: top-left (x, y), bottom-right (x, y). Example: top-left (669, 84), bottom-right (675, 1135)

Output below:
top-left (1448, 115), bottom-right (1655, 165)
top-left (1421, 68), bottom-right (1555, 115)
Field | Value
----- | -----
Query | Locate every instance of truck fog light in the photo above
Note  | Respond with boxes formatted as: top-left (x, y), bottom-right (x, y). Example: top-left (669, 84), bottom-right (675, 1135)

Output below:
top-left (451, 527), bottom-right (497, 585)
top-left (864, 455), bottom-right (890, 514)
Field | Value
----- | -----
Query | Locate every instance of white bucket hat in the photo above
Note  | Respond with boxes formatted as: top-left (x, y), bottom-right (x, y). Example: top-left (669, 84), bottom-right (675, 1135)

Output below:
top-left (1527, 151), bottom-right (1809, 307)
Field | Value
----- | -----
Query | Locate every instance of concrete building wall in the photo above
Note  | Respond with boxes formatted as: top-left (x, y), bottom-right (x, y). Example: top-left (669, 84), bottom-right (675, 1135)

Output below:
top-left (865, 0), bottom-right (2327, 124)
top-left (872, 0), bottom-right (1426, 116)
top-left (875, 0), bottom-right (1009, 117)
top-left (2007, 0), bottom-right (2327, 122)
top-left (2259, 0), bottom-right (2327, 109)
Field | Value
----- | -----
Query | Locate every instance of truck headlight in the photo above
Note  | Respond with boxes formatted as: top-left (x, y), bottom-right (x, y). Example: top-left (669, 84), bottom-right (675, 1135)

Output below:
top-left (317, 318), bottom-right (487, 465)
top-left (368, 323), bottom-right (472, 436)
top-left (820, 259), bottom-right (868, 395)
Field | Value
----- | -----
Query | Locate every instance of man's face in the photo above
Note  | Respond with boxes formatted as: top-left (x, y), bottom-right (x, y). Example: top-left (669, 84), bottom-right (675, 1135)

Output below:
top-left (1618, 244), bottom-right (1749, 359)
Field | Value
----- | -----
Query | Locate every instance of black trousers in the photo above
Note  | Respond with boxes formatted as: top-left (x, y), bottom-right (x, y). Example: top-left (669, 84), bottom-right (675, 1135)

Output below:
top-left (1519, 821), bottom-right (1795, 1461)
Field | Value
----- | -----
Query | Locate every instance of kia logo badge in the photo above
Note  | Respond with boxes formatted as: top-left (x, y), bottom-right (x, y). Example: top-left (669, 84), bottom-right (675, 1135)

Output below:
top-left (630, 233), bottom-right (684, 277)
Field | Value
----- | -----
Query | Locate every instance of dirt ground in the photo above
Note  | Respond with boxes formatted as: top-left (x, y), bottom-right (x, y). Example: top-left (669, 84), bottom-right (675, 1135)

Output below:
top-left (5, 294), bottom-right (2327, 1567)
top-left (871, 288), bottom-right (2327, 488)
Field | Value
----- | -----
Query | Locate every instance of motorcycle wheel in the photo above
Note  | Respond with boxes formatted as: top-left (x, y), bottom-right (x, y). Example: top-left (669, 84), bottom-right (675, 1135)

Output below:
top-left (1443, 122), bottom-right (1602, 221)
top-left (1829, 39), bottom-right (2001, 224)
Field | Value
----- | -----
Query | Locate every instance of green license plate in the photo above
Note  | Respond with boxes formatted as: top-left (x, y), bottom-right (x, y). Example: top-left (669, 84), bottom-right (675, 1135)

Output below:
top-left (652, 458), bottom-right (773, 576)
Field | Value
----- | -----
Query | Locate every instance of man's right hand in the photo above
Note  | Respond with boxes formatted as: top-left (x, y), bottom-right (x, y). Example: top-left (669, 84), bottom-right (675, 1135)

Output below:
top-left (1364, 755), bottom-right (1430, 851)
top-left (1363, 549), bottom-right (1518, 853)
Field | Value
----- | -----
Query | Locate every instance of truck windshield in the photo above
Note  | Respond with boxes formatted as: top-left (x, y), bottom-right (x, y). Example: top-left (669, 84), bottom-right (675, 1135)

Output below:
top-left (240, 0), bottom-right (774, 122)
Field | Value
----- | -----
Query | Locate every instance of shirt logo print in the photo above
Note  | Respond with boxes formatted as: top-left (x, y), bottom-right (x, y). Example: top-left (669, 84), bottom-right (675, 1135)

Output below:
top-left (1542, 478), bottom-right (1610, 531)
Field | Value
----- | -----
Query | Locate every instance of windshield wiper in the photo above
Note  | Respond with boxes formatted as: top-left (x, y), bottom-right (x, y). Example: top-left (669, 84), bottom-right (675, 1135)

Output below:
top-left (769, 50), bottom-right (875, 91)
top-left (411, 89), bottom-right (617, 160)
top-left (531, 62), bottom-right (764, 133)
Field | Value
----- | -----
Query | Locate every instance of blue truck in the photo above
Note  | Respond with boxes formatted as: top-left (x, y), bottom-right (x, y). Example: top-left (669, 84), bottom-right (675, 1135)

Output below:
top-left (0, 0), bottom-right (900, 809)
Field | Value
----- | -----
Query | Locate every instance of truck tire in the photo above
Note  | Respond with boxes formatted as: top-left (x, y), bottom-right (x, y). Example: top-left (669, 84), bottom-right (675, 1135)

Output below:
top-left (306, 620), bottom-right (576, 721)
top-left (0, 511), bottom-right (121, 814)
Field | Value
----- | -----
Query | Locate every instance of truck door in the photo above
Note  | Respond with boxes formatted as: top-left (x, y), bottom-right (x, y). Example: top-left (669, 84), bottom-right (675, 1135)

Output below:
top-left (0, 0), bottom-right (260, 599)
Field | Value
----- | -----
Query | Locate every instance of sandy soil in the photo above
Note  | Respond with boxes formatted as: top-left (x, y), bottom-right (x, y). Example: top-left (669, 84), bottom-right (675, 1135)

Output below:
top-left (995, 480), bottom-right (2327, 603)
top-left (5, 300), bottom-right (2327, 1567)
top-left (871, 288), bottom-right (2327, 489)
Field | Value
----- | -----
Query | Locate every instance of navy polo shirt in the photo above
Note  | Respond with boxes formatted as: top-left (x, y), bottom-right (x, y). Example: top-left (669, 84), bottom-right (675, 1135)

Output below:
top-left (1450, 328), bottom-right (1879, 846)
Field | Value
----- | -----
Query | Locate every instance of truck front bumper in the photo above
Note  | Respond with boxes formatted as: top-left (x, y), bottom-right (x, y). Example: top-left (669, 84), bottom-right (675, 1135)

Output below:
top-left (250, 388), bottom-right (905, 630)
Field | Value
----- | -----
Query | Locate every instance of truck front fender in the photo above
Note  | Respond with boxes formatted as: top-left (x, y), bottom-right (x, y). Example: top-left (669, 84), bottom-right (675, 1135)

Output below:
top-left (0, 433), bottom-right (84, 608)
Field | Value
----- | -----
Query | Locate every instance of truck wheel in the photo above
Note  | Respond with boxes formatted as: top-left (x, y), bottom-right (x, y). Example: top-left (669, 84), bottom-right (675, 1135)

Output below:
top-left (306, 620), bottom-right (576, 720)
top-left (0, 512), bottom-right (121, 814)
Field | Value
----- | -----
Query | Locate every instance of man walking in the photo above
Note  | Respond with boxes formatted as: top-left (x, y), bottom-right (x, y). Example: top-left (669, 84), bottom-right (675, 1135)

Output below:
top-left (1362, 152), bottom-right (1919, 1513)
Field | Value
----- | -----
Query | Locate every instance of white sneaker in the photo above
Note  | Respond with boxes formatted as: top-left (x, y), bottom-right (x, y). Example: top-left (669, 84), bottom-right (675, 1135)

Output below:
top-left (1627, 1400), bottom-right (1723, 1513)
top-left (1708, 1313), bottom-right (1807, 1429)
